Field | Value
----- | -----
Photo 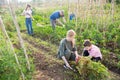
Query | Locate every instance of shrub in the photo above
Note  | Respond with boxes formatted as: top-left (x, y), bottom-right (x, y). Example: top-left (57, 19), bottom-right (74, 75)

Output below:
top-left (76, 57), bottom-right (109, 80)
top-left (3, 16), bottom-right (15, 31)
top-left (0, 34), bottom-right (20, 80)
top-left (0, 32), bottom-right (34, 80)
top-left (34, 26), bottom-right (67, 45)
top-left (117, 61), bottom-right (120, 69)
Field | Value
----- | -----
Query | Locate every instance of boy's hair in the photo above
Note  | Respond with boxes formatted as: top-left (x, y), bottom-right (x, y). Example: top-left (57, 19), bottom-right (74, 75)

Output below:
top-left (83, 40), bottom-right (92, 47)
top-left (67, 29), bottom-right (76, 37)
top-left (60, 10), bottom-right (64, 17)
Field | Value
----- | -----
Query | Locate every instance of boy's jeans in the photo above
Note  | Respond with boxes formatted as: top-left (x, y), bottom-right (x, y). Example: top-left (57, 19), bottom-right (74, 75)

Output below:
top-left (50, 19), bottom-right (56, 30)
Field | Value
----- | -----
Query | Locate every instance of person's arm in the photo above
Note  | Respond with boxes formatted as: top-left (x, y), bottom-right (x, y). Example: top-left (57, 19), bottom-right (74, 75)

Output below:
top-left (62, 17), bottom-right (66, 23)
top-left (56, 19), bottom-right (63, 26)
top-left (29, 14), bottom-right (34, 20)
top-left (75, 51), bottom-right (79, 59)
top-left (62, 56), bottom-right (72, 69)
top-left (28, 10), bottom-right (34, 20)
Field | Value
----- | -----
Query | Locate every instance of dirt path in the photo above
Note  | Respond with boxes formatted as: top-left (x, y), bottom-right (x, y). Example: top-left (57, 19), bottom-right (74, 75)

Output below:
top-left (32, 52), bottom-right (67, 80)
top-left (22, 34), bottom-right (78, 80)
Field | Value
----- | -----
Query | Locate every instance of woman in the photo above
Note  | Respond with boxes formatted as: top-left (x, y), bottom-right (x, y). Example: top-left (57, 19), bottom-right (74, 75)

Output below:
top-left (21, 4), bottom-right (34, 35)
top-left (57, 29), bottom-right (79, 69)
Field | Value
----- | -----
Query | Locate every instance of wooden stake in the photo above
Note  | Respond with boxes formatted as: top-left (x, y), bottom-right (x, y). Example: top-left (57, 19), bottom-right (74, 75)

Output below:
top-left (7, 0), bottom-right (30, 70)
top-left (111, 0), bottom-right (114, 21)
top-left (0, 16), bottom-right (25, 80)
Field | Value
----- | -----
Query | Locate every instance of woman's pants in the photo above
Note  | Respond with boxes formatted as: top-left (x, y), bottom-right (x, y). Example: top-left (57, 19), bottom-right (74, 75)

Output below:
top-left (25, 18), bottom-right (33, 35)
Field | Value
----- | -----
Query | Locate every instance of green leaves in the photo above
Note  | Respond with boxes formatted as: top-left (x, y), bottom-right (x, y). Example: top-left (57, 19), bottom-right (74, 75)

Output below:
top-left (0, 32), bottom-right (34, 80)
top-left (34, 26), bottom-right (67, 45)
top-left (76, 57), bottom-right (109, 80)
top-left (0, 35), bottom-right (20, 80)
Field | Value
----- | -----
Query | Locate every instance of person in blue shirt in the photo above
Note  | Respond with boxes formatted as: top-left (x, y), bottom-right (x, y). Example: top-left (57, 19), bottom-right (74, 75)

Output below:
top-left (69, 13), bottom-right (75, 21)
top-left (50, 10), bottom-right (66, 30)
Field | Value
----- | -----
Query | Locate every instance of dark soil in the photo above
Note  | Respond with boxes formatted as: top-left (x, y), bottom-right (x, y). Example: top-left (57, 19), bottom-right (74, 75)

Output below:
top-left (23, 35), bottom-right (77, 80)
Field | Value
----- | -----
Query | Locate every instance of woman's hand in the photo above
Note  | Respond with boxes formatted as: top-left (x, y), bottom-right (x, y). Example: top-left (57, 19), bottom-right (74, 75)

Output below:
top-left (62, 56), bottom-right (73, 70)
top-left (76, 55), bottom-right (81, 64)
top-left (76, 54), bottom-right (81, 60)
top-left (66, 63), bottom-right (73, 70)
top-left (32, 18), bottom-right (35, 21)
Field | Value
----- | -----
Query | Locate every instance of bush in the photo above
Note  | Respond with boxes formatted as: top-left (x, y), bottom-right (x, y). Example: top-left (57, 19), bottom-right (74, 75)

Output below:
top-left (0, 32), bottom-right (34, 80)
top-left (3, 16), bottom-right (15, 31)
top-left (76, 57), bottom-right (109, 80)
top-left (116, 0), bottom-right (120, 4)
top-left (34, 26), bottom-right (67, 45)
top-left (0, 34), bottom-right (20, 80)
top-left (117, 61), bottom-right (120, 69)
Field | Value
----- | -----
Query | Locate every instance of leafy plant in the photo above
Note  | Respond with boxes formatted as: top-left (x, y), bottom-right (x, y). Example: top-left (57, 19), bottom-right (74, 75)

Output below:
top-left (76, 57), bottom-right (109, 80)
top-left (0, 32), bottom-right (34, 80)
top-left (117, 61), bottom-right (120, 69)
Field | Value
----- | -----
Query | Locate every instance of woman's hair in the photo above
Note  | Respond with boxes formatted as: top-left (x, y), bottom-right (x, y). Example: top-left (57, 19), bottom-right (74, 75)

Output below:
top-left (83, 39), bottom-right (92, 47)
top-left (25, 4), bottom-right (31, 11)
top-left (67, 29), bottom-right (76, 37)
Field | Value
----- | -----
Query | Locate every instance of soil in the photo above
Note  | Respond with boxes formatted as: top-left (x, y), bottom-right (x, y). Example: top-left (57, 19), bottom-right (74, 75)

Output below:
top-left (23, 35), bottom-right (76, 80)
top-left (22, 33), bottom-right (120, 80)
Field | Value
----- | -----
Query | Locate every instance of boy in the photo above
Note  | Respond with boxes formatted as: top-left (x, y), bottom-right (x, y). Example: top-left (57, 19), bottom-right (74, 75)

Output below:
top-left (50, 10), bottom-right (66, 30)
